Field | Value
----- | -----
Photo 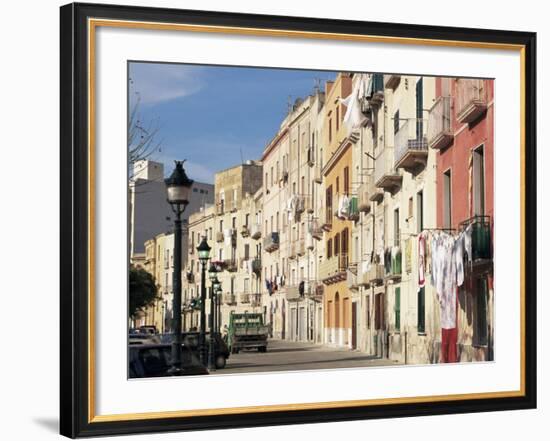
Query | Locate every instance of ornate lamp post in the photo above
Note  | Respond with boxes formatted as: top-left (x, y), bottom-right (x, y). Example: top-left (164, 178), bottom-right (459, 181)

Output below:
top-left (207, 264), bottom-right (220, 370)
top-left (196, 236), bottom-right (211, 365)
top-left (164, 160), bottom-right (193, 374)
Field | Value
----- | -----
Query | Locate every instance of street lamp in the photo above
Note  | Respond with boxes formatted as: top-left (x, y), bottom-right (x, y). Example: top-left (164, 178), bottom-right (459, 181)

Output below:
top-left (196, 236), bottom-right (211, 365)
top-left (165, 160), bottom-right (193, 374)
top-left (207, 264), bottom-right (220, 370)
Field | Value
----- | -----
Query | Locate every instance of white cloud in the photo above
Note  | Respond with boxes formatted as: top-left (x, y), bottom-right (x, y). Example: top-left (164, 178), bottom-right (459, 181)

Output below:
top-left (129, 63), bottom-right (204, 106)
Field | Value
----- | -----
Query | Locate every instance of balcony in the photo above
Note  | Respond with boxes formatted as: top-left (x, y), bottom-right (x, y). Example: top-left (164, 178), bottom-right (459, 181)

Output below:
top-left (367, 74), bottom-right (384, 107)
top-left (240, 293), bottom-right (250, 304)
top-left (385, 248), bottom-right (402, 281)
top-left (297, 238), bottom-right (306, 256)
top-left (286, 285), bottom-right (302, 301)
top-left (186, 271), bottom-right (195, 283)
top-left (348, 196), bottom-right (360, 221)
top-left (224, 259), bottom-right (238, 272)
top-left (306, 146), bottom-right (315, 166)
top-left (250, 223), bottom-right (262, 240)
top-left (264, 232), bottom-right (280, 252)
top-left (222, 293), bottom-right (236, 305)
top-left (361, 264), bottom-right (385, 286)
top-left (311, 220), bottom-right (323, 241)
top-left (306, 233), bottom-right (314, 250)
top-left (428, 96), bottom-right (454, 150)
top-left (216, 201), bottom-right (225, 216)
top-left (394, 118), bottom-right (428, 173)
top-left (346, 268), bottom-right (359, 290)
top-left (306, 282), bottom-right (324, 302)
top-left (289, 241), bottom-right (297, 259)
top-left (384, 74), bottom-right (401, 90)
top-left (295, 195), bottom-right (306, 214)
top-left (320, 203), bottom-right (332, 231)
top-left (456, 79), bottom-right (487, 124)
top-left (251, 257), bottom-right (262, 274)
top-left (374, 148), bottom-right (402, 193)
top-left (304, 195), bottom-right (314, 213)
top-left (460, 215), bottom-right (492, 265)
top-left (313, 165), bottom-right (322, 184)
top-left (240, 225), bottom-right (250, 238)
top-left (358, 177), bottom-right (372, 212)
top-left (319, 253), bottom-right (348, 284)
top-left (216, 231), bottom-right (224, 243)
top-left (250, 293), bottom-right (262, 307)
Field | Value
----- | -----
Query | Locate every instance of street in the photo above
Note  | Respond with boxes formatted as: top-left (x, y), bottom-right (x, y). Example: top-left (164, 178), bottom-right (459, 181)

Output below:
top-left (220, 339), bottom-right (398, 374)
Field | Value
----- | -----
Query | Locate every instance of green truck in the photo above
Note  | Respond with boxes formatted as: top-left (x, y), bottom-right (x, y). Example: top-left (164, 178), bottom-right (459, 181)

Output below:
top-left (226, 313), bottom-right (269, 354)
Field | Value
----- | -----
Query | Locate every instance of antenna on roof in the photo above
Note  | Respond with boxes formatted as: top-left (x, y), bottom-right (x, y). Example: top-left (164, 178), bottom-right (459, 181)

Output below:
top-left (240, 147), bottom-right (244, 165)
top-left (313, 78), bottom-right (321, 94)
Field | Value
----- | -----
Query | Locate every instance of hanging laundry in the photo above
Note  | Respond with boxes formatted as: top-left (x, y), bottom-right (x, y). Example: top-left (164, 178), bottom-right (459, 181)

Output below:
top-left (338, 194), bottom-right (350, 218)
top-left (405, 238), bottom-right (413, 273)
top-left (224, 228), bottom-right (232, 246)
top-left (418, 232), bottom-right (426, 287)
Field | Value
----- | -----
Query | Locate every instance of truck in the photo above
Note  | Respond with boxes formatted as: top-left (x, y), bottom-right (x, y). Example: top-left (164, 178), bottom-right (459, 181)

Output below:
top-left (226, 312), bottom-right (269, 354)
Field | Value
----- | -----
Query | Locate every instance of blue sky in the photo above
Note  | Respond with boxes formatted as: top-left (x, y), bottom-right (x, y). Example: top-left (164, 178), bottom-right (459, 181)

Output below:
top-left (129, 62), bottom-right (337, 184)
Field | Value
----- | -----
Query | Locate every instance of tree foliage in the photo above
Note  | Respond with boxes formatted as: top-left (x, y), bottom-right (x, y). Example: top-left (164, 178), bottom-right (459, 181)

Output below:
top-left (129, 266), bottom-right (158, 318)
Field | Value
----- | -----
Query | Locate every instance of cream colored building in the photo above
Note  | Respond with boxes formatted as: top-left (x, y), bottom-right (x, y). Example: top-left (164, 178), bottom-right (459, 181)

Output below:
top-left (261, 90), bottom-right (326, 342)
top-left (343, 73), bottom-right (439, 362)
top-left (184, 162), bottom-right (264, 333)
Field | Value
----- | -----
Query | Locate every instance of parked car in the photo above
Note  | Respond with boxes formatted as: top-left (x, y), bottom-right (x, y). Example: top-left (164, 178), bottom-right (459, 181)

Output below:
top-left (159, 332), bottom-right (230, 369)
top-left (138, 325), bottom-right (158, 335)
top-left (129, 344), bottom-right (209, 378)
top-left (129, 333), bottom-right (160, 345)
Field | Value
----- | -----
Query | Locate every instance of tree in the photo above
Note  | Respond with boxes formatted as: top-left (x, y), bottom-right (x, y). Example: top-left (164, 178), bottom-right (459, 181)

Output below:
top-left (129, 266), bottom-right (158, 319)
top-left (128, 81), bottom-right (163, 183)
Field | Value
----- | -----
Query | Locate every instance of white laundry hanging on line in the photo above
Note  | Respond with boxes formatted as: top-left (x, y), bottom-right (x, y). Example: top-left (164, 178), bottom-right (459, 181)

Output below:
top-left (338, 194), bottom-right (350, 218)
top-left (339, 73), bottom-right (368, 135)
top-left (224, 228), bottom-right (233, 247)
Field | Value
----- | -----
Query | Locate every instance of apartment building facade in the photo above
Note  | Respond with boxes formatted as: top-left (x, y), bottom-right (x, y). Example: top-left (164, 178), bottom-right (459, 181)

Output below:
top-left (429, 77), bottom-right (495, 362)
top-left (183, 162), bottom-right (264, 333)
top-left (318, 73), bottom-right (356, 348)
top-left (261, 91), bottom-right (326, 342)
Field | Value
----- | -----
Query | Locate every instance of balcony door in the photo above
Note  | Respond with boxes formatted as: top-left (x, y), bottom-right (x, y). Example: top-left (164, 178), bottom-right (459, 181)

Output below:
top-left (416, 78), bottom-right (424, 140)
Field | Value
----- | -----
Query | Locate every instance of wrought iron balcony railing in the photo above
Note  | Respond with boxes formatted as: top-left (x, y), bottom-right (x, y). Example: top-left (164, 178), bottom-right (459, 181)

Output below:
top-left (394, 118), bottom-right (428, 172)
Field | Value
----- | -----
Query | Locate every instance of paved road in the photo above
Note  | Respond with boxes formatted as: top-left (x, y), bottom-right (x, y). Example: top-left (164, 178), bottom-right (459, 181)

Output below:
top-left (218, 339), bottom-right (398, 374)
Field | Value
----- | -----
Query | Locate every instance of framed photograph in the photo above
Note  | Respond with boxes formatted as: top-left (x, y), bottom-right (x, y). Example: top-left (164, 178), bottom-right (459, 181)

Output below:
top-left (60, 2), bottom-right (537, 438)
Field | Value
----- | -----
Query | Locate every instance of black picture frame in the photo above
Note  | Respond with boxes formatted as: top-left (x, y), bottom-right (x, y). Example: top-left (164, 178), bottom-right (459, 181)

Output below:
top-left (60, 2), bottom-right (537, 438)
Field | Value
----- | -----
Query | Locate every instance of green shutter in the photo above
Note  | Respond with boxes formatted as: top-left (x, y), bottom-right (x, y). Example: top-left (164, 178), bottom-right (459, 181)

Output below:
top-left (417, 287), bottom-right (425, 333)
top-left (395, 287), bottom-right (401, 331)
top-left (476, 278), bottom-right (488, 345)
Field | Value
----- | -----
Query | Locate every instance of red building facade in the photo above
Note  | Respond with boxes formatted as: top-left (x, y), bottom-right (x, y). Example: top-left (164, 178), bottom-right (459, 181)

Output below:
top-left (429, 77), bottom-right (494, 362)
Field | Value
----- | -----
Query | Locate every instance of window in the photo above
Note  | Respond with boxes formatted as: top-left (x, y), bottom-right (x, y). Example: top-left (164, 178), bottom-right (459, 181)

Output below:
top-left (366, 295), bottom-right (371, 329)
top-left (336, 106), bottom-right (340, 130)
top-left (271, 167), bottom-right (274, 186)
top-left (473, 146), bottom-right (485, 215)
top-left (394, 110), bottom-right (400, 135)
top-left (193, 188), bottom-right (198, 192)
top-left (474, 277), bottom-right (489, 346)
top-left (326, 186), bottom-right (333, 223)
top-left (375, 293), bottom-right (384, 330)
top-left (334, 233), bottom-right (340, 255)
top-left (394, 208), bottom-right (400, 246)
top-left (230, 277), bottom-right (235, 295)
top-left (417, 191), bottom-right (424, 233)
top-left (341, 228), bottom-right (348, 254)
top-left (417, 287), bottom-right (425, 333)
top-left (408, 197), bottom-right (413, 220)
top-left (209, 227), bottom-right (212, 240)
top-left (244, 244), bottom-right (250, 260)
top-left (343, 166), bottom-right (349, 194)
top-left (395, 287), bottom-right (401, 331)
top-left (329, 118), bottom-right (332, 142)
top-left (276, 212), bottom-right (279, 232)
top-left (416, 78), bottom-right (424, 139)
top-left (327, 238), bottom-right (332, 259)
top-left (336, 176), bottom-right (339, 194)
top-left (244, 278), bottom-right (249, 294)
top-left (276, 161), bottom-right (279, 181)
top-left (245, 214), bottom-right (249, 227)
top-left (443, 170), bottom-right (452, 229)
top-left (232, 217), bottom-right (236, 229)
